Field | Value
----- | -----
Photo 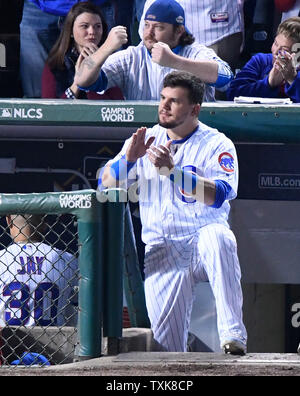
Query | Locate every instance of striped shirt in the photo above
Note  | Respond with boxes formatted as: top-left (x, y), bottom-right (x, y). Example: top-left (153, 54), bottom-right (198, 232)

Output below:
top-left (100, 42), bottom-right (232, 101)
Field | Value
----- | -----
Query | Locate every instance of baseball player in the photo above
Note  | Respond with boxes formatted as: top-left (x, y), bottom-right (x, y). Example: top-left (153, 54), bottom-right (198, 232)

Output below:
top-left (139, 0), bottom-right (245, 71)
top-left (0, 215), bottom-right (78, 327)
top-left (99, 71), bottom-right (247, 355)
top-left (75, 0), bottom-right (233, 101)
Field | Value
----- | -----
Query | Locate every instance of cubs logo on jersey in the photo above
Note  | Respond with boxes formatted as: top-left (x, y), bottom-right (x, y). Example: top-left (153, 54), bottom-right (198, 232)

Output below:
top-left (218, 152), bottom-right (234, 173)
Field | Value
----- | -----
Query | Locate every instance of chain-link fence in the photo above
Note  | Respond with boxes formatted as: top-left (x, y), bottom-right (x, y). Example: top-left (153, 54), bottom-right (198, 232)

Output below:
top-left (0, 213), bottom-right (79, 366)
top-left (0, 190), bottom-right (109, 368)
top-left (0, 189), bottom-right (150, 369)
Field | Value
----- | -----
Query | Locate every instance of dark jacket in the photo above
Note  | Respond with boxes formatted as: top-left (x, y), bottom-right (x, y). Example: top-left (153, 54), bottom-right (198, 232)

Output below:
top-left (42, 48), bottom-right (124, 100)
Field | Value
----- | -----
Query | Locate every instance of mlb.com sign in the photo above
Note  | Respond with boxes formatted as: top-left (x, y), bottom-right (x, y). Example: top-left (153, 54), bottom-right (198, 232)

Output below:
top-left (0, 107), bottom-right (43, 119)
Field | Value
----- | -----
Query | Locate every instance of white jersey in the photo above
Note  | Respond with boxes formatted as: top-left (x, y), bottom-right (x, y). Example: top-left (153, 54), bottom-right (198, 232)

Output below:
top-left (112, 121), bottom-right (238, 247)
top-left (102, 42), bottom-right (231, 101)
top-left (139, 0), bottom-right (245, 46)
top-left (0, 242), bottom-right (78, 327)
top-left (110, 122), bottom-right (246, 352)
top-left (281, 0), bottom-right (300, 20)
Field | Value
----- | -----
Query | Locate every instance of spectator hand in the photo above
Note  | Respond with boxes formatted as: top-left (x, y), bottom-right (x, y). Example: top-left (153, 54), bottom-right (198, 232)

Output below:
top-left (274, 50), bottom-right (297, 85)
top-left (269, 61), bottom-right (285, 88)
top-left (105, 26), bottom-right (128, 53)
top-left (80, 43), bottom-right (99, 58)
top-left (75, 43), bottom-right (98, 74)
top-left (151, 42), bottom-right (175, 67)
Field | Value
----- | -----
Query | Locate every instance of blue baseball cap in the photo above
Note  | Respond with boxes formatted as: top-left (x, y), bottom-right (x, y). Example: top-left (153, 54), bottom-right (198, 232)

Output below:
top-left (145, 0), bottom-right (191, 33)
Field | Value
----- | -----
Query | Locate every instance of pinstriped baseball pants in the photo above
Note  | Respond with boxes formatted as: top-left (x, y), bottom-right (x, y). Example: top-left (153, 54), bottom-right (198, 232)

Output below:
top-left (144, 223), bottom-right (247, 352)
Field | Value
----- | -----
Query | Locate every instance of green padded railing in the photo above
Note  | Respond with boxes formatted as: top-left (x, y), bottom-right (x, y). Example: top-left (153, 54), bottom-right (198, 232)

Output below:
top-left (0, 189), bottom-right (149, 361)
top-left (1, 99), bottom-right (300, 142)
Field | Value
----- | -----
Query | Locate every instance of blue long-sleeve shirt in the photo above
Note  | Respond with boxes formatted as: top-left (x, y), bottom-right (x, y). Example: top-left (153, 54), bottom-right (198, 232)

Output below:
top-left (227, 53), bottom-right (300, 103)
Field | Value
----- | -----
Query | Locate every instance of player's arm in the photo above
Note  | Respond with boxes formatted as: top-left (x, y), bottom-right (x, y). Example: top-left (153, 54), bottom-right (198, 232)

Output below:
top-left (151, 42), bottom-right (232, 87)
top-left (74, 26), bottom-right (128, 89)
top-left (100, 127), bottom-right (155, 189)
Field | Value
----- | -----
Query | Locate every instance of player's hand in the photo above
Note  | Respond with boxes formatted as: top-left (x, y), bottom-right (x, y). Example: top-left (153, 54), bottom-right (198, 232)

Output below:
top-left (104, 25), bottom-right (128, 53)
top-left (147, 140), bottom-right (174, 175)
top-left (151, 42), bottom-right (175, 67)
top-left (126, 127), bottom-right (155, 162)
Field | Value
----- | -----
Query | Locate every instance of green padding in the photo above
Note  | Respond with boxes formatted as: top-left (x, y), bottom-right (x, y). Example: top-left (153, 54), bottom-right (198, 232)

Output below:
top-left (1, 99), bottom-right (300, 142)
top-left (124, 205), bottom-right (150, 328)
top-left (0, 190), bottom-right (125, 359)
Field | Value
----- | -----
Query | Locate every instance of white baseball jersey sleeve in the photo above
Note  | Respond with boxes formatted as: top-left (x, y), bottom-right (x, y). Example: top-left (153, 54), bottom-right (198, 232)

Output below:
top-left (139, 0), bottom-right (245, 46)
top-left (101, 42), bottom-right (230, 101)
top-left (0, 242), bottom-right (78, 327)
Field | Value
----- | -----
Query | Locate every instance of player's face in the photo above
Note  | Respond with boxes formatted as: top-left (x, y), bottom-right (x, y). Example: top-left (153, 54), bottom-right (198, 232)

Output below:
top-left (73, 12), bottom-right (103, 51)
top-left (143, 20), bottom-right (182, 51)
top-left (271, 33), bottom-right (295, 62)
top-left (158, 86), bottom-right (197, 130)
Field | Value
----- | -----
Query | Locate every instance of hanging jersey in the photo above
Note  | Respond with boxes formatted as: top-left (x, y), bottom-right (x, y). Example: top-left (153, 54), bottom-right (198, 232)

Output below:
top-left (0, 242), bottom-right (78, 327)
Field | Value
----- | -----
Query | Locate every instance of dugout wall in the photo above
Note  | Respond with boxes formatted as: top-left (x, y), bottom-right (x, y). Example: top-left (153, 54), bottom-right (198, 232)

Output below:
top-left (1, 99), bottom-right (300, 353)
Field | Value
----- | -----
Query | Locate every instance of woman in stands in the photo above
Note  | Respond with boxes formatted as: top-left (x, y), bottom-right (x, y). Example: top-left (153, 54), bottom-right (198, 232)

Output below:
top-left (42, 1), bottom-right (123, 99)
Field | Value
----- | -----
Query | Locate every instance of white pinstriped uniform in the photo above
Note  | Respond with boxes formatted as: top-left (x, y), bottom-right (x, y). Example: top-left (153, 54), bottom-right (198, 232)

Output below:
top-left (139, 0), bottom-right (245, 46)
top-left (109, 122), bottom-right (247, 351)
top-left (0, 243), bottom-right (78, 327)
top-left (101, 41), bottom-right (232, 101)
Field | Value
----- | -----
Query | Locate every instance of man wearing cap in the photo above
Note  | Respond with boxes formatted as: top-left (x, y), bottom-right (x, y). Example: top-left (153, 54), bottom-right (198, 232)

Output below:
top-left (75, 0), bottom-right (233, 101)
top-left (139, 0), bottom-right (245, 73)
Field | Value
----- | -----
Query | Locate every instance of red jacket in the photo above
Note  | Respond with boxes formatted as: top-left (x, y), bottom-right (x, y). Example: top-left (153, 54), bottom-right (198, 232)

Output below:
top-left (274, 0), bottom-right (296, 12)
top-left (41, 63), bottom-right (124, 100)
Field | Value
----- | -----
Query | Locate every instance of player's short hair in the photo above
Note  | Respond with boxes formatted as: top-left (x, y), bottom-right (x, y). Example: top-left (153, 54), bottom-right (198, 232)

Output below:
top-left (163, 71), bottom-right (205, 105)
top-left (277, 17), bottom-right (300, 44)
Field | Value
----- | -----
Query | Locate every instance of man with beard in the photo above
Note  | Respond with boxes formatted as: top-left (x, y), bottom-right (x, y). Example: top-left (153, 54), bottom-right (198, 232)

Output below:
top-left (75, 0), bottom-right (233, 101)
top-left (99, 71), bottom-right (247, 355)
